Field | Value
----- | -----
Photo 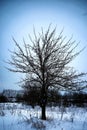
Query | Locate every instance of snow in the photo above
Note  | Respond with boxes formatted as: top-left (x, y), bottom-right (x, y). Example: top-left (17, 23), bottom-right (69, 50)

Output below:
top-left (0, 103), bottom-right (87, 130)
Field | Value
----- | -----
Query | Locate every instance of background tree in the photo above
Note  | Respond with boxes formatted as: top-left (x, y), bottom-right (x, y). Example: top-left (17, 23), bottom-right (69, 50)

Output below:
top-left (23, 81), bottom-right (40, 108)
top-left (7, 26), bottom-right (87, 120)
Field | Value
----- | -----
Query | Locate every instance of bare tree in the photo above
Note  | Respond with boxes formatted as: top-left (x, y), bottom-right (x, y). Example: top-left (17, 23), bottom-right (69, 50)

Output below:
top-left (7, 26), bottom-right (87, 120)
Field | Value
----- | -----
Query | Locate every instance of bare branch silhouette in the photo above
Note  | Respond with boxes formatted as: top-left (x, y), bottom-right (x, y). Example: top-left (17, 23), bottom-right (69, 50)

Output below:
top-left (7, 26), bottom-right (87, 120)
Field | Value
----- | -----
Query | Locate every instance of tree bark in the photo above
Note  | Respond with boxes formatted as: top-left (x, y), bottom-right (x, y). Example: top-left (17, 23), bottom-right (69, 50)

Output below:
top-left (41, 105), bottom-right (46, 120)
top-left (40, 86), bottom-right (47, 120)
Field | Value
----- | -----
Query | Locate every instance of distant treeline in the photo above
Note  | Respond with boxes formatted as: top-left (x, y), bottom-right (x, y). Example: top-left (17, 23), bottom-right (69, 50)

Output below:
top-left (17, 88), bottom-right (87, 107)
top-left (0, 88), bottom-right (87, 107)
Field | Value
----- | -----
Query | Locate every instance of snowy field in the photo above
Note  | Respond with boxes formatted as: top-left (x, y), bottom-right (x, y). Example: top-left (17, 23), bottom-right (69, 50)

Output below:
top-left (0, 103), bottom-right (87, 130)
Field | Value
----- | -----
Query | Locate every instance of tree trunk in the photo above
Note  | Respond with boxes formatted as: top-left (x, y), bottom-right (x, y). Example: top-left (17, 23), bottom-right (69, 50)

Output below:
top-left (41, 105), bottom-right (46, 120)
top-left (40, 87), bottom-right (47, 120)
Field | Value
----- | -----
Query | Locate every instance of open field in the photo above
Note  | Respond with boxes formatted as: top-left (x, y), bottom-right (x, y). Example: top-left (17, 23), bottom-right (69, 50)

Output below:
top-left (0, 103), bottom-right (87, 130)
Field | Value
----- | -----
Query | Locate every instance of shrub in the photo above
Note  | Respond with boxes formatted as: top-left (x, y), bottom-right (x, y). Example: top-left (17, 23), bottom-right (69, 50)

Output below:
top-left (0, 93), bottom-right (8, 102)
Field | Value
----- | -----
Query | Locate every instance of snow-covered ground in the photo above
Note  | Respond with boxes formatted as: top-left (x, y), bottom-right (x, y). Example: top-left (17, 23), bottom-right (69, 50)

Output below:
top-left (0, 103), bottom-right (87, 130)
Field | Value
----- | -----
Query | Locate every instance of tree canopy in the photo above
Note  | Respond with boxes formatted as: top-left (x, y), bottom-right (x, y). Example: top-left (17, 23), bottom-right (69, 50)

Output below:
top-left (7, 26), bottom-right (87, 119)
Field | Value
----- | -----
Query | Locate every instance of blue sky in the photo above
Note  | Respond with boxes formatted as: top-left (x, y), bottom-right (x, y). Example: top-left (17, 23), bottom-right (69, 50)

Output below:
top-left (0, 0), bottom-right (87, 91)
